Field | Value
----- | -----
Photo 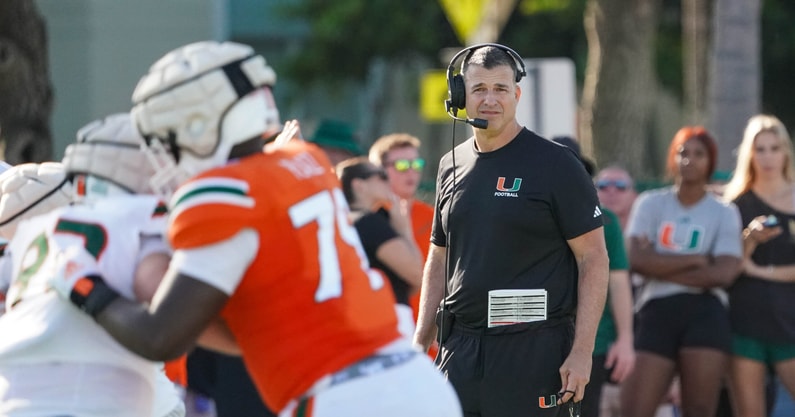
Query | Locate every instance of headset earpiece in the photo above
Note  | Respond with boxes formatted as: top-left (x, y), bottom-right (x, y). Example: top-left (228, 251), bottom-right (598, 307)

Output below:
top-left (447, 73), bottom-right (467, 111)
top-left (445, 43), bottom-right (527, 113)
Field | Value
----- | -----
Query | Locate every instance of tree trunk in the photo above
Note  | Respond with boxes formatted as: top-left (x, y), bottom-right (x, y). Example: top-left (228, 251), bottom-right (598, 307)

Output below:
top-left (580, 0), bottom-right (662, 180)
top-left (708, 0), bottom-right (761, 172)
top-left (682, 0), bottom-right (710, 125)
top-left (0, 0), bottom-right (52, 164)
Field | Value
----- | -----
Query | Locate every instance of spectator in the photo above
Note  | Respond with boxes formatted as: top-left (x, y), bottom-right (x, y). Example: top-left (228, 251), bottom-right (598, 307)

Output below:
top-left (413, 43), bottom-right (609, 416)
top-left (722, 114), bottom-right (795, 417)
top-left (337, 157), bottom-right (423, 337)
top-left (368, 133), bottom-right (435, 328)
top-left (621, 126), bottom-right (743, 417)
top-left (595, 165), bottom-right (638, 230)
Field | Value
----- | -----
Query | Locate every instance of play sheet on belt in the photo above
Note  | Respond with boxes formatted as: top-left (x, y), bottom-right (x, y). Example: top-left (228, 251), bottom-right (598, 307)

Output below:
top-left (487, 289), bottom-right (547, 328)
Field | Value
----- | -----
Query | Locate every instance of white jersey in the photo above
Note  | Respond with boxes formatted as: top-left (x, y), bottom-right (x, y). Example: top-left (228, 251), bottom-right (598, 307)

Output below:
top-left (0, 195), bottom-right (181, 417)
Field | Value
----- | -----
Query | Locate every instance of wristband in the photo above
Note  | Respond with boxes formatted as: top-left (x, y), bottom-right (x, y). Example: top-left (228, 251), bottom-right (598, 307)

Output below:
top-left (70, 274), bottom-right (120, 317)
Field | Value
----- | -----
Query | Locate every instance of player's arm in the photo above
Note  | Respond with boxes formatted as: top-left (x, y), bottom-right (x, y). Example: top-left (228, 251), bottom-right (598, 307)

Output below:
top-left (51, 229), bottom-right (256, 361)
top-left (130, 238), bottom-right (241, 356)
top-left (559, 226), bottom-right (609, 403)
top-left (197, 317), bottom-right (241, 356)
top-left (96, 270), bottom-right (230, 361)
top-left (132, 250), bottom-right (170, 303)
top-left (412, 243), bottom-right (446, 351)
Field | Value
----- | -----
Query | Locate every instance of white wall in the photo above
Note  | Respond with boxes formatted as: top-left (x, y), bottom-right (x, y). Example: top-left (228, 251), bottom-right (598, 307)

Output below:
top-left (37, 0), bottom-right (224, 159)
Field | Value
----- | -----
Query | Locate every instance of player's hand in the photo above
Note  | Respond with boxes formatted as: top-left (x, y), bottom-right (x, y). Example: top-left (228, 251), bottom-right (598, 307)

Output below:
top-left (272, 119), bottom-right (303, 147)
top-left (48, 246), bottom-right (119, 317)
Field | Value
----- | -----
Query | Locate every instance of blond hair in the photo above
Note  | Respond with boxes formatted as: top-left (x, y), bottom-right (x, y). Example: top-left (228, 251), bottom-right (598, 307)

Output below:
top-left (723, 114), bottom-right (795, 201)
top-left (368, 133), bottom-right (421, 167)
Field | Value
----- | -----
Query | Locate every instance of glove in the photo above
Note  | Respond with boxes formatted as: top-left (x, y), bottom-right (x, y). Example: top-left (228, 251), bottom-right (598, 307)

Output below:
top-left (49, 246), bottom-right (119, 317)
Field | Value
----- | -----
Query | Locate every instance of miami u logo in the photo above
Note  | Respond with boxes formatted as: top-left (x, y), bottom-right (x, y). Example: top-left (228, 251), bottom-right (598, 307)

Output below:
top-left (496, 177), bottom-right (522, 192)
top-left (659, 221), bottom-right (703, 251)
top-left (538, 394), bottom-right (558, 409)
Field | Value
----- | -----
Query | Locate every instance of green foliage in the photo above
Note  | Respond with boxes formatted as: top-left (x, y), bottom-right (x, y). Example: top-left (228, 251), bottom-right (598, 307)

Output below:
top-left (278, 0), bottom-right (457, 85)
top-left (278, 0), bottom-right (795, 134)
top-left (501, 0), bottom-right (588, 84)
top-left (519, 0), bottom-right (572, 14)
top-left (761, 0), bottom-right (795, 131)
top-left (656, 0), bottom-right (683, 99)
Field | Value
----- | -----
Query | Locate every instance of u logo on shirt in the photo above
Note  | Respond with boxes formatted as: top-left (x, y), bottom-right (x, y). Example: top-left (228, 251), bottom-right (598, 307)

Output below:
top-left (659, 221), bottom-right (702, 251)
top-left (496, 177), bottom-right (522, 192)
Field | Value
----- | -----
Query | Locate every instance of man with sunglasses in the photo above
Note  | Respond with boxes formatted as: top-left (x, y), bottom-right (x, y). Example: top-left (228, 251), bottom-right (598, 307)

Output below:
top-left (595, 166), bottom-right (638, 230)
top-left (369, 134), bottom-right (435, 328)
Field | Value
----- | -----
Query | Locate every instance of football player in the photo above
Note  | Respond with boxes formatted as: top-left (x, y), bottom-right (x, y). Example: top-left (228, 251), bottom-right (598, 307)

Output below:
top-left (0, 114), bottom-right (185, 417)
top-left (50, 41), bottom-right (462, 416)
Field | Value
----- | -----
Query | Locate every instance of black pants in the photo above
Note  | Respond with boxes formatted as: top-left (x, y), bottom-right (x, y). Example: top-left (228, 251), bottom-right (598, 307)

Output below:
top-left (436, 318), bottom-right (575, 417)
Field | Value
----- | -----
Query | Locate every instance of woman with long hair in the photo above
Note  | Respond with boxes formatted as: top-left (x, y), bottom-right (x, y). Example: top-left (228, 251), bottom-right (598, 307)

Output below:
top-left (621, 126), bottom-right (743, 417)
top-left (722, 114), bottom-right (795, 417)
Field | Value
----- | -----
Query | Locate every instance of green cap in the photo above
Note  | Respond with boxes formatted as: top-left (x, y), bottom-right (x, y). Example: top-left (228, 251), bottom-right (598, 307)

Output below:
top-left (308, 119), bottom-right (363, 156)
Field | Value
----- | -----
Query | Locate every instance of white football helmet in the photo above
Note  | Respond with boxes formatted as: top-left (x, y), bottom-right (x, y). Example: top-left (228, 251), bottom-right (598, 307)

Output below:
top-left (0, 162), bottom-right (73, 239)
top-left (62, 112), bottom-right (155, 201)
top-left (131, 41), bottom-right (281, 200)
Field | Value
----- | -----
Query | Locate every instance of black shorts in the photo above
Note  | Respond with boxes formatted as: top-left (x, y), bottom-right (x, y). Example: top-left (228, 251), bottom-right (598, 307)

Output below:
top-left (436, 317), bottom-right (574, 417)
top-left (635, 292), bottom-right (731, 359)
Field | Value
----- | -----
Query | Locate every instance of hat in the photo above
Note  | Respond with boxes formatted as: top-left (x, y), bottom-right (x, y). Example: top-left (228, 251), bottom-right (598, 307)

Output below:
top-left (309, 119), bottom-right (363, 156)
top-left (552, 136), bottom-right (595, 176)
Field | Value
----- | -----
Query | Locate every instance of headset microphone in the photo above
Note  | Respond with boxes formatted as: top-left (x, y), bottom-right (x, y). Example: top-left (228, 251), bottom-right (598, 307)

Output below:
top-left (444, 100), bottom-right (489, 129)
top-left (466, 118), bottom-right (488, 129)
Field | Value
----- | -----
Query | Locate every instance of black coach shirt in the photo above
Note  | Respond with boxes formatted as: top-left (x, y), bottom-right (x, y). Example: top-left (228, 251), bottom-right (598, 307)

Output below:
top-left (431, 128), bottom-right (603, 328)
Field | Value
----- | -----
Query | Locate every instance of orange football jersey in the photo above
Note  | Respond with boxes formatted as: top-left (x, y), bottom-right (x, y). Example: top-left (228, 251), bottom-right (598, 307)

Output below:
top-left (167, 141), bottom-right (400, 411)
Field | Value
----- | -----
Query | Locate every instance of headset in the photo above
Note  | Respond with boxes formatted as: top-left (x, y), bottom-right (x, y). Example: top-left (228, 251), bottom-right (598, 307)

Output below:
top-left (445, 43), bottom-right (527, 129)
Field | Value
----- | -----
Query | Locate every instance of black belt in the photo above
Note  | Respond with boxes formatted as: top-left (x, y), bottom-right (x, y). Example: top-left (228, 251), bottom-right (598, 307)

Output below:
top-left (453, 315), bottom-right (574, 336)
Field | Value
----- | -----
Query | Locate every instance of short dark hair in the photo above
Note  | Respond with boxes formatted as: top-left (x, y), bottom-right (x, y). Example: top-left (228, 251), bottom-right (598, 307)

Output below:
top-left (462, 46), bottom-right (519, 83)
top-left (336, 156), bottom-right (378, 204)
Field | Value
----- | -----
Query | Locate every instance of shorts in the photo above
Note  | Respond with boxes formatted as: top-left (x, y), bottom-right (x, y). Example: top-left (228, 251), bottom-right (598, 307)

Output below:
top-left (635, 293), bottom-right (731, 359)
top-left (436, 317), bottom-right (574, 417)
top-left (732, 333), bottom-right (795, 364)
